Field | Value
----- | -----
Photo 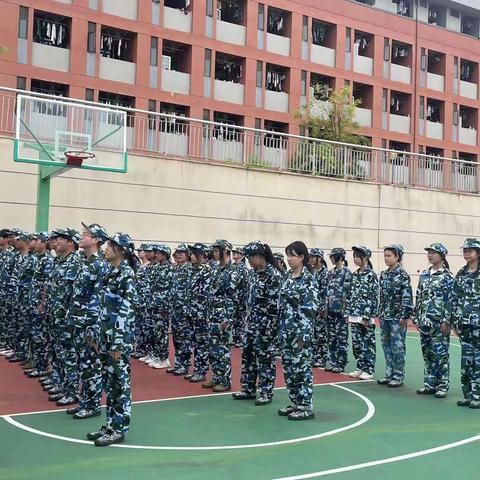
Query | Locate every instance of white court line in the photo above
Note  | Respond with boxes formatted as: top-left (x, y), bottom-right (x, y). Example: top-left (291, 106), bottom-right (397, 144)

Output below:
top-left (270, 433), bottom-right (480, 480)
top-left (406, 334), bottom-right (461, 348)
top-left (0, 379), bottom-right (368, 419)
top-left (2, 383), bottom-right (375, 451)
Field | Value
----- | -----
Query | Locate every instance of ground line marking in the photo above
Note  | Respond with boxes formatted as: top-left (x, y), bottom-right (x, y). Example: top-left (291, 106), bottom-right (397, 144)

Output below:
top-left (2, 382), bottom-right (375, 451)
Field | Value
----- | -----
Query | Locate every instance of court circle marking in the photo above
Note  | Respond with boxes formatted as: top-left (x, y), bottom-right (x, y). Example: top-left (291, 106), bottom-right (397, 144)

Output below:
top-left (2, 383), bottom-right (375, 451)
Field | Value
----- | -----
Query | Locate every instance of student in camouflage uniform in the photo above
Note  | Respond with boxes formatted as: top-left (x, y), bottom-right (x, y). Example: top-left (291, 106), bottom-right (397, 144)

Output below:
top-left (66, 223), bottom-right (110, 418)
top-left (27, 232), bottom-right (54, 378)
top-left (47, 229), bottom-right (83, 405)
top-left (414, 243), bottom-right (454, 398)
top-left (278, 241), bottom-right (319, 421)
top-left (309, 248), bottom-right (328, 368)
top-left (232, 247), bottom-right (249, 347)
top-left (325, 247), bottom-right (352, 373)
top-left (274, 252), bottom-right (288, 278)
top-left (346, 246), bottom-right (378, 381)
top-left (377, 244), bottom-right (414, 388)
top-left (451, 238), bottom-right (480, 409)
top-left (184, 243), bottom-right (212, 382)
top-left (87, 233), bottom-right (137, 447)
top-left (132, 243), bottom-right (150, 359)
top-left (148, 244), bottom-right (173, 369)
top-left (232, 242), bottom-right (282, 405)
top-left (202, 239), bottom-right (239, 392)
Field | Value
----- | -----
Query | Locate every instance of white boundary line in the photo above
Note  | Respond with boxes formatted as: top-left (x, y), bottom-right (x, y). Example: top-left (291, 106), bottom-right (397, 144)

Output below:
top-left (2, 382), bottom-right (375, 451)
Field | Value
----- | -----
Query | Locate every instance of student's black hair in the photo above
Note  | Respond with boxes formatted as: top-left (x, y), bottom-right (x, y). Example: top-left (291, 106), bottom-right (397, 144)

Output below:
top-left (285, 241), bottom-right (312, 272)
top-left (330, 253), bottom-right (347, 267)
top-left (110, 241), bottom-right (139, 272)
top-left (353, 250), bottom-right (372, 269)
top-left (214, 245), bottom-right (229, 262)
top-left (257, 243), bottom-right (278, 269)
top-left (439, 254), bottom-right (450, 271)
top-left (384, 247), bottom-right (403, 263)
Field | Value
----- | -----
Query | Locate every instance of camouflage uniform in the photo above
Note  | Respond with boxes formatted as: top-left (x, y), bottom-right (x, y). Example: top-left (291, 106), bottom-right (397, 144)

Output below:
top-left (133, 244), bottom-right (151, 357)
top-left (378, 246), bottom-right (414, 383)
top-left (240, 244), bottom-right (282, 400)
top-left (310, 248), bottom-right (328, 367)
top-left (451, 238), bottom-right (480, 405)
top-left (150, 246), bottom-right (173, 362)
top-left (29, 235), bottom-right (54, 374)
top-left (98, 233), bottom-right (136, 437)
top-left (208, 240), bottom-right (239, 388)
top-left (50, 230), bottom-right (83, 398)
top-left (278, 266), bottom-right (319, 412)
top-left (325, 254), bottom-right (352, 371)
top-left (70, 233), bottom-right (110, 413)
top-left (0, 233), bottom-right (17, 351)
top-left (232, 249), bottom-right (249, 345)
top-left (186, 244), bottom-right (213, 378)
top-left (345, 247), bottom-right (378, 376)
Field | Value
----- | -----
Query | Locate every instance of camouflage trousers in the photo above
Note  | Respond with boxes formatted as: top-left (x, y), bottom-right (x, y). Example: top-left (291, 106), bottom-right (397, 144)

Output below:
top-left (46, 315), bottom-right (63, 387)
top-left (191, 316), bottom-right (209, 377)
top-left (0, 296), bottom-right (14, 349)
top-left (30, 308), bottom-right (49, 372)
top-left (232, 303), bottom-right (246, 345)
top-left (142, 311), bottom-right (157, 356)
top-left (171, 311), bottom-right (192, 372)
top-left (240, 330), bottom-right (277, 398)
top-left (153, 309), bottom-right (170, 362)
top-left (13, 299), bottom-right (30, 358)
top-left (279, 333), bottom-right (313, 411)
top-left (350, 323), bottom-right (376, 375)
top-left (209, 323), bottom-right (232, 387)
top-left (133, 309), bottom-right (147, 355)
top-left (326, 311), bottom-right (349, 370)
top-left (458, 325), bottom-right (480, 401)
top-left (380, 319), bottom-right (407, 381)
top-left (57, 322), bottom-right (80, 398)
top-left (419, 325), bottom-right (450, 392)
top-left (312, 315), bottom-right (328, 366)
top-left (73, 326), bottom-right (103, 411)
top-left (100, 349), bottom-right (132, 436)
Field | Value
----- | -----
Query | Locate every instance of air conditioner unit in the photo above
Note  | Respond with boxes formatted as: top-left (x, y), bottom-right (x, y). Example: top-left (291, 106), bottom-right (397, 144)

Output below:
top-left (162, 55), bottom-right (171, 70)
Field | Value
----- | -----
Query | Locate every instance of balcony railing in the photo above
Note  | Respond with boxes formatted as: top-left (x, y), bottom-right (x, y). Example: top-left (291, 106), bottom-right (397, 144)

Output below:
top-left (0, 87), bottom-right (478, 194)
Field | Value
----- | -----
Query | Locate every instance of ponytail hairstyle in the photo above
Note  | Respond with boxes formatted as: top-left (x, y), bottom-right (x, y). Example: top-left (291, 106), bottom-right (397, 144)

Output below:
top-left (262, 243), bottom-right (277, 268)
top-left (285, 241), bottom-right (312, 272)
top-left (367, 259), bottom-right (373, 269)
top-left (331, 253), bottom-right (347, 267)
top-left (321, 258), bottom-right (328, 269)
top-left (353, 249), bottom-right (372, 270)
top-left (439, 254), bottom-right (450, 272)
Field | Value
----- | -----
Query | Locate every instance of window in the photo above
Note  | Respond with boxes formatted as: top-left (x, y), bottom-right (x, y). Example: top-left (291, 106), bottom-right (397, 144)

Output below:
top-left (266, 64), bottom-right (287, 92)
top-left (148, 99), bottom-right (157, 129)
top-left (450, 9), bottom-right (460, 19)
top-left (213, 112), bottom-right (243, 141)
top-left (160, 102), bottom-right (188, 134)
top-left (267, 7), bottom-right (289, 36)
top-left (419, 96), bottom-right (425, 119)
top-left (301, 71), bottom-right (307, 96)
top-left (256, 61), bottom-right (263, 87)
top-left (18, 6), bottom-right (28, 39)
top-left (217, 0), bottom-right (244, 24)
top-left (101, 26), bottom-right (135, 62)
top-left (99, 91), bottom-right (135, 127)
top-left (302, 16), bottom-right (308, 42)
top-left (87, 22), bottom-right (96, 53)
top-left (346, 28), bottom-right (351, 53)
top-left (215, 52), bottom-right (243, 82)
top-left (31, 79), bottom-right (69, 116)
top-left (85, 88), bottom-right (94, 102)
top-left (165, 0), bottom-right (190, 13)
top-left (205, 49), bottom-right (212, 77)
top-left (16, 76), bottom-right (27, 90)
top-left (258, 4), bottom-right (264, 31)
top-left (150, 37), bottom-right (158, 66)
top-left (206, 0), bottom-right (213, 17)
top-left (384, 39), bottom-right (390, 62)
top-left (33, 11), bottom-right (71, 49)
top-left (382, 89), bottom-right (388, 112)
top-left (420, 48), bottom-right (427, 71)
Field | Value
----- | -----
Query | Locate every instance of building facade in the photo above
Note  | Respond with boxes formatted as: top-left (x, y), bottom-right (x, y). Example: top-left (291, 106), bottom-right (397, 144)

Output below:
top-left (0, 0), bottom-right (480, 163)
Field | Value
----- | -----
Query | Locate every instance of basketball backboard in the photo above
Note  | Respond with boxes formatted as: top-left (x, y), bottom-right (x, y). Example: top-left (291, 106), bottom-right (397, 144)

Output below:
top-left (14, 94), bottom-right (128, 173)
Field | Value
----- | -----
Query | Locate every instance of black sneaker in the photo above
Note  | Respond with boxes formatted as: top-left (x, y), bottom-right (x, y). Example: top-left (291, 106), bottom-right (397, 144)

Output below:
top-left (183, 374), bottom-right (193, 380)
top-left (48, 392), bottom-right (64, 402)
top-left (87, 426), bottom-right (109, 441)
top-left (288, 410), bottom-right (315, 421)
top-left (166, 367), bottom-right (177, 374)
top-left (457, 398), bottom-right (471, 407)
top-left (67, 406), bottom-right (82, 415)
top-left (189, 374), bottom-right (206, 383)
top-left (73, 409), bottom-right (101, 419)
top-left (56, 396), bottom-right (78, 406)
top-left (377, 378), bottom-right (391, 385)
top-left (278, 405), bottom-right (297, 417)
top-left (469, 400), bottom-right (480, 409)
top-left (172, 370), bottom-right (188, 376)
top-left (255, 396), bottom-right (272, 406)
top-left (330, 367), bottom-right (344, 374)
top-left (435, 391), bottom-right (447, 399)
top-left (416, 387), bottom-right (436, 395)
top-left (232, 391), bottom-right (256, 400)
top-left (94, 431), bottom-right (125, 447)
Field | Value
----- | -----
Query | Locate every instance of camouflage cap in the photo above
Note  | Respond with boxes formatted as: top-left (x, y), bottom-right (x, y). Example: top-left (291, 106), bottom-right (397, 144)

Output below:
top-left (55, 228), bottom-right (81, 246)
top-left (107, 232), bottom-right (135, 254)
top-left (462, 238), bottom-right (480, 250)
top-left (232, 246), bottom-right (245, 255)
top-left (425, 243), bottom-right (448, 256)
top-left (136, 243), bottom-right (150, 251)
top-left (33, 231), bottom-right (51, 242)
top-left (352, 245), bottom-right (372, 258)
top-left (81, 222), bottom-right (109, 243)
top-left (330, 247), bottom-right (347, 257)
top-left (273, 252), bottom-right (285, 261)
top-left (152, 243), bottom-right (171, 257)
top-left (0, 228), bottom-right (12, 238)
top-left (9, 228), bottom-right (23, 237)
top-left (384, 244), bottom-right (405, 256)
top-left (309, 248), bottom-right (325, 257)
top-left (213, 239), bottom-right (233, 251)
top-left (175, 243), bottom-right (190, 254)
top-left (244, 241), bottom-right (264, 257)
top-left (17, 231), bottom-right (33, 242)
top-left (188, 243), bottom-right (208, 255)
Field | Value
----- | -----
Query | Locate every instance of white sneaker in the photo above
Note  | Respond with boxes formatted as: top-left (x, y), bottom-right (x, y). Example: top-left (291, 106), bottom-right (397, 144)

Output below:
top-left (138, 355), bottom-right (150, 362)
top-left (155, 359), bottom-right (171, 369)
top-left (0, 349), bottom-right (8, 355)
top-left (349, 370), bottom-right (362, 378)
top-left (145, 356), bottom-right (157, 365)
top-left (163, 359), bottom-right (171, 368)
top-left (359, 372), bottom-right (373, 380)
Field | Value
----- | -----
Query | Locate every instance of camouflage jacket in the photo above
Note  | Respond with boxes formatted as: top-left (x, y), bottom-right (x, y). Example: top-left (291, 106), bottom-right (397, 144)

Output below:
top-left (169, 262), bottom-right (192, 316)
top-left (12, 252), bottom-right (36, 302)
top-left (209, 262), bottom-right (239, 325)
top-left (278, 267), bottom-right (320, 343)
top-left (186, 263), bottom-right (213, 320)
top-left (326, 265), bottom-right (353, 314)
top-left (68, 251), bottom-right (110, 329)
top-left (378, 265), bottom-right (414, 320)
top-left (235, 261), bottom-right (249, 305)
top-left (99, 259), bottom-right (137, 351)
top-left (50, 251), bottom-right (83, 325)
top-left (29, 250), bottom-right (54, 307)
top-left (345, 267), bottom-right (379, 320)
top-left (312, 265), bottom-right (328, 313)
top-left (450, 266), bottom-right (480, 328)
top-left (1, 248), bottom-right (18, 296)
top-left (134, 263), bottom-right (151, 311)
top-left (414, 266), bottom-right (454, 327)
top-left (246, 263), bottom-right (283, 336)
top-left (151, 261), bottom-right (173, 312)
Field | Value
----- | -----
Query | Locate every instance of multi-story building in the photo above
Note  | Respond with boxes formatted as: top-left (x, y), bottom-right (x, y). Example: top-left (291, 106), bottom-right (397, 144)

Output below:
top-left (0, 0), bottom-right (479, 164)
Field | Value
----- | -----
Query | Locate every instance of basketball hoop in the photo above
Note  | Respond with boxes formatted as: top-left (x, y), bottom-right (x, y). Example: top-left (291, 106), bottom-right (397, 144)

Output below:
top-left (64, 150), bottom-right (96, 167)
